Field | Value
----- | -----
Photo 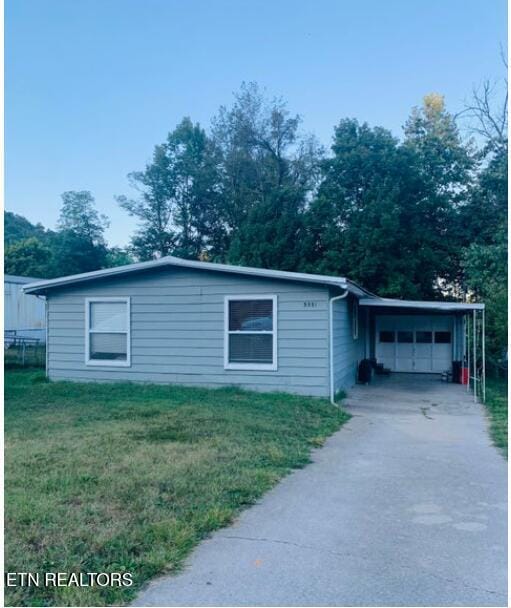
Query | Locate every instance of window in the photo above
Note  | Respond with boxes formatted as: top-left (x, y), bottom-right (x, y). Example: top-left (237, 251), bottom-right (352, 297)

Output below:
top-left (397, 331), bottom-right (413, 343)
top-left (416, 331), bottom-right (433, 343)
top-left (434, 331), bottom-right (451, 344)
top-left (85, 298), bottom-right (130, 366)
top-left (225, 295), bottom-right (277, 370)
top-left (379, 331), bottom-right (395, 343)
top-left (352, 299), bottom-right (359, 340)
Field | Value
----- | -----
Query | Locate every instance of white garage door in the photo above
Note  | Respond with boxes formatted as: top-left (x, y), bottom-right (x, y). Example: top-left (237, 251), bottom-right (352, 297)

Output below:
top-left (375, 315), bottom-right (453, 373)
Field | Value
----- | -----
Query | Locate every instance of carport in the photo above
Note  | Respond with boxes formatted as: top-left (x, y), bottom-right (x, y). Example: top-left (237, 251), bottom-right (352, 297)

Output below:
top-left (358, 298), bottom-right (486, 402)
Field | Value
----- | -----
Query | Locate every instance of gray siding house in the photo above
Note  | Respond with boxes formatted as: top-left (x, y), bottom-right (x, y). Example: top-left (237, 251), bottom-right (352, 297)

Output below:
top-left (24, 257), bottom-right (484, 401)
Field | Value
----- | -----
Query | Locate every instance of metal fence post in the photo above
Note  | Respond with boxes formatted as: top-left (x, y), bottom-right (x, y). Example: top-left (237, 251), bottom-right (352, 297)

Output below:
top-left (473, 309), bottom-right (477, 402)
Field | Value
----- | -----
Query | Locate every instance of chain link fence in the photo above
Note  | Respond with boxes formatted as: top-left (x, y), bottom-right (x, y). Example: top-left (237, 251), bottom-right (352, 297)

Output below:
top-left (5, 333), bottom-right (45, 368)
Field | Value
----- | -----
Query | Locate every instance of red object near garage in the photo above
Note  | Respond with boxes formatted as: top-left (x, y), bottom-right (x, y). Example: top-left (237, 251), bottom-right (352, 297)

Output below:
top-left (461, 367), bottom-right (469, 385)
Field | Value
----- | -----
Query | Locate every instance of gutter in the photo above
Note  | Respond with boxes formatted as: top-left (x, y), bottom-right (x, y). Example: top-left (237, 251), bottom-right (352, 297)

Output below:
top-left (329, 290), bottom-right (349, 405)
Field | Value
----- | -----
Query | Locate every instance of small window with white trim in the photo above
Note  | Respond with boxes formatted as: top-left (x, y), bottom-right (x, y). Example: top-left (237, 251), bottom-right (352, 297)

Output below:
top-left (85, 298), bottom-right (130, 366)
top-left (352, 298), bottom-right (359, 339)
top-left (225, 295), bottom-right (277, 370)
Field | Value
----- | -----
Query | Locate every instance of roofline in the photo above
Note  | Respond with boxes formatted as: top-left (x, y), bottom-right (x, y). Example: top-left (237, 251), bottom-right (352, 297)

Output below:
top-left (22, 256), bottom-right (375, 297)
top-left (358, 297), bottom-right (484, 311)
top-left (5, 274), bottom-right (45, 284)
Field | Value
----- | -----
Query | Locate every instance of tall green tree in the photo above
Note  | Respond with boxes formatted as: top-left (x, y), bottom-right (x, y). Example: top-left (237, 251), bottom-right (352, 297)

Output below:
top-left (118, 118), bottom-right (221, 260)
top-left (104, 247), bottom-right (134, 268)
top-left (4, 211), bottom-right (50, 246)
top-left (302, 118), bottom-right (458, 298)
top-left (459, 145), bottom-right (507, 246)
top-left (404, 94), bottom-right (474, 196)
top-left (5, 237), bottom-right (53, 278)
top-left (403, 94), bottom-right (476, 293)
top-left (57, 190), bottom-right (109, 246)
top-left (227, 187), bottom-right (305, 271)
top-left (168, 119), bottom-right (223, 259)
top-left (212, 82), bottom-right (322, 267)
top-left (458, 70), bottom-right (507, 373)
top-left (463, 233), bottom-right (507, 373)
top-left (6, 196), bottom-right (131, 278)
top-left (52, 191), bottom-right (110, 275)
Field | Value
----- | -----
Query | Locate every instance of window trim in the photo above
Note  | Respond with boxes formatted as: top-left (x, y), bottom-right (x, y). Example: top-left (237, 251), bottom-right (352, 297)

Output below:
top-left (85, 297), bottom-right (131, 367)
top-left (224, 294), bottom-right (278, 371)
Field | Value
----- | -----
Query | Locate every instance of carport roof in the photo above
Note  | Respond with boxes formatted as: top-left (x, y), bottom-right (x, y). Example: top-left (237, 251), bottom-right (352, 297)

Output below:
top-left (358, 297), bottom-right (484, 311)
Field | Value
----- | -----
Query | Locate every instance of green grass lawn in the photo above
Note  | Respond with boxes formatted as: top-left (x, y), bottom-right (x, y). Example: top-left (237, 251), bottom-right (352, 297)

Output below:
top-left (5, 370), bottom-right (349, 607)
top-left (483, 377), bottom-right (508, 456)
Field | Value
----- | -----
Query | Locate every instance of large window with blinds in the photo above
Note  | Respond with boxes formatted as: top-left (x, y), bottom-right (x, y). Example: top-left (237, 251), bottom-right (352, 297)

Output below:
top-left (85, 298), bottom-right (131, 366)
top-left (224, 295), bottom-right (277, 370)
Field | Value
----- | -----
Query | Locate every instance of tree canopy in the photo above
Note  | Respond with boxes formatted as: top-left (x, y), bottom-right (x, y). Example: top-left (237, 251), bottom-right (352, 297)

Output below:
top-left (5, 192), bottom-right (131, 278)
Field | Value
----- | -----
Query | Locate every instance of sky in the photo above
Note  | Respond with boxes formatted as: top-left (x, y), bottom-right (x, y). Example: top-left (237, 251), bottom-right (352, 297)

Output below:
top-left (6, 0), bottom-right (507, 247)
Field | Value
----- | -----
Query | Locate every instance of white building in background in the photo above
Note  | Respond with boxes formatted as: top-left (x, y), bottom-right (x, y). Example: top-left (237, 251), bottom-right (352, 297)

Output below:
top-left (5, 275), bottom-right (46, 342)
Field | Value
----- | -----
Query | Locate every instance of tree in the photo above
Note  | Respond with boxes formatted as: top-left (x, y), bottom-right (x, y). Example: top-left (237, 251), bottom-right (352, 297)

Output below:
top-left (457, 57), bottom-right (507, 247)
top-left (212, 82), bottom-right (322, 266)
top-left (58, 191), bottom-right (109, 246)
top-left (49, 230), bottom-right (106, 276)
top-left (404, 93), bottom-right (474, 192)
top-left (403, 94), bottom-right (476, 293)
top-left (302, 118), bottom-right (458, 298)
top-left (227, 187), bottom-right (305, 271)
top-left (5, 237), bottom-right (53, 277)
top-left (459, 145), bottom-right (507, 246)
top-left (457, 60), bottom-right (507, 373)
top-left (50, 191), bottom-right (110, 275)
top-left (463, 233), bottom-right (507, 373)
top-left (459, 50), bottom-right (507, 155)
top-left (167, 118), bottom-right (223, 259)
top-left (104, 247), bottom-right (134, 268)
top-left (4, 204), bottom-right (132, 278)
top-left (119, 87), bottom-right (322, 265)
top-left (118, 118), bottom-right (221, 260)
top-left (4, 211), bottom-right (50, 246)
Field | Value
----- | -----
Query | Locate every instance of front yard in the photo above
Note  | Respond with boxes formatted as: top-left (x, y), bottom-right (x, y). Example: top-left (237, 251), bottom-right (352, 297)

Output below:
top-left (4, 370), bottom-right (349, 607)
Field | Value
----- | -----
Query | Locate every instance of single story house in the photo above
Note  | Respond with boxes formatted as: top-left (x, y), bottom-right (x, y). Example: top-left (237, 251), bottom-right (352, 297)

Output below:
top-left (5, 274), bottom-right (46, 343)
top-left (23, 257), bottom-right (485, 401)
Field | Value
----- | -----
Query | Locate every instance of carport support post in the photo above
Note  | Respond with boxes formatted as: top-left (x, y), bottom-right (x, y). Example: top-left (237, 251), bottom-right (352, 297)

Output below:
top-left (465, 315), bottom-right (470, 393)
top-left (482, 309), bottom-right (486, 403)
top-left (473, 309), bottom-right (477, 402)
top-left (464, 316), bottom-right (468, 374)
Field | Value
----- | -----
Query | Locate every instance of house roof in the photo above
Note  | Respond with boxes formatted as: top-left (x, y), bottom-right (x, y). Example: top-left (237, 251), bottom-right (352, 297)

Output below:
top-left (21, 257), bottom-right (484, 311)
top-left (5, 274), bottom-right (45, 284)
top-left (358, 297), bottom-right (484, 311)
top-left (22, 256), bottom-right (374, 297)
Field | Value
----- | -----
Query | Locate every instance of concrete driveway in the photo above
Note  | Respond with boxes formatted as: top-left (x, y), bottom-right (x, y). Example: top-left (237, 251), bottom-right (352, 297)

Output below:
top-left (134, 374), bottom-right (507, 607)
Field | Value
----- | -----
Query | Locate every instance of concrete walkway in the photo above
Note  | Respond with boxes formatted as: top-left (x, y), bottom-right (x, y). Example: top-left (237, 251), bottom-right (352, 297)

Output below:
top-left (133, 375), bottom-right (507, 607)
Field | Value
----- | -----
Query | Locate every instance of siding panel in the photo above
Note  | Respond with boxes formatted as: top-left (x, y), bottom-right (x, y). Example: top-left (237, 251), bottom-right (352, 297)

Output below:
top-left (331, 294), bottom-right (366, 393)
top-left (47, 266), bottom-right (331, 397)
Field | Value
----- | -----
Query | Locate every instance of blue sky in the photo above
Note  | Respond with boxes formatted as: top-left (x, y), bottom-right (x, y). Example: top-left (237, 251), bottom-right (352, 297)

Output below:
top-left (6, 0), bottom-right (507, 247)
